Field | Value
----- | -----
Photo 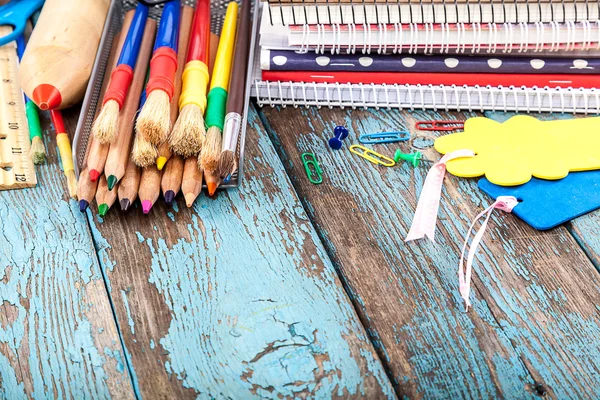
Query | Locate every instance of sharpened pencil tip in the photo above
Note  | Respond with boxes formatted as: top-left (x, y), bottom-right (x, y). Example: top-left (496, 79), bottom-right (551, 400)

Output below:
top-left (142, 200), bottom-right (152, 214)
top-left (184, 193), bottom-right (196, 208)
top-left (107, 175), bottom-right (118, 190)
top-left (207, 182), bottom-right (217, 197)
top-left (164, 190), bottom-right (175, 206)
top-left (98, 204), bottom-right (109, 217)
top-left (156, 156), bottom-right (167, 170)
top-left (120, 199), bottom-right (131, 212)
top-left (89, 169), bottom-right (100, 182)
top-left (79, 200), bottom-right (89, 213)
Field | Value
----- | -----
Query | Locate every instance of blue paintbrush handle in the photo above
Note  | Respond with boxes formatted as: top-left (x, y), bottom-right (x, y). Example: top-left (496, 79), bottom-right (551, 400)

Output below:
top-left (117, 3), bottom-right (148, 68)
top-left (154, 0), bottom-right (180, 52)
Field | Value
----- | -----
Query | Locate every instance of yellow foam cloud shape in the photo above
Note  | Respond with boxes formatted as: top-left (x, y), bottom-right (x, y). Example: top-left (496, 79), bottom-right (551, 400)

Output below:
top-left (434, 115), bottom-right (600, 186)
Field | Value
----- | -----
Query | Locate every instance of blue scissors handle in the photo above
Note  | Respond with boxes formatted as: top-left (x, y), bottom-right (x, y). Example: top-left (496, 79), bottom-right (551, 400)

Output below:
top-left (0, 0), bottom-right (45, 47)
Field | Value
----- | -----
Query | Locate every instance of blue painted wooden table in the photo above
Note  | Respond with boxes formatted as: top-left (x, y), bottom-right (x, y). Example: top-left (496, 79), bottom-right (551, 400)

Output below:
top-left (1, 104), bottom-right (599, 398)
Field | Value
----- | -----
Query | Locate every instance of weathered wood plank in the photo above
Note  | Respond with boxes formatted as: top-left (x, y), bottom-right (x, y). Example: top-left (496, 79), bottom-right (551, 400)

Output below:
top-left (0, 109), bottom-right (134, 398)
top-left (85, 105), bottom-right (395, 398)
top-left (259, 105), bottom-right (600, 399)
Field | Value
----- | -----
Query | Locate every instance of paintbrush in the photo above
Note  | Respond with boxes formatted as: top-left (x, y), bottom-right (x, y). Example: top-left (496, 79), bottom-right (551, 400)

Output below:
top-left (92, 3), bottom-right (148, 143)
top-left (218, 0), bottom-right (251, 182)
top-left (199, 1), bottom-right (238, 196)
top-left (169, 0), bottom-right (211, 157)
top-left (136, 0), bottom-right (180, 146)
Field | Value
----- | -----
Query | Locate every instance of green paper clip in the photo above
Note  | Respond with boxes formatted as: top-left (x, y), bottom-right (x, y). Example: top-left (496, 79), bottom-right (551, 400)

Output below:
top-left (302, 152), bottom-right (323, 184)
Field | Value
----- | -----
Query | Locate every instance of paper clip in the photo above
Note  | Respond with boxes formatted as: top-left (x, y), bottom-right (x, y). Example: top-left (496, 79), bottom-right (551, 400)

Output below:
top-left (415, 120), bottom-right (465, 132)
top-left (301, 152), bottom-right (323, 184)
top-left (358, 131), bottom-right (410, 144)
top-left (349, 145), bottom-right (396, 167)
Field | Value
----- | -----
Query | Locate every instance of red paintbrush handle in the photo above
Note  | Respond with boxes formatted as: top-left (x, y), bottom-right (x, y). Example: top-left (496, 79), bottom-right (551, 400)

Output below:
top-left (103, 64), bottom-right (134, 107)
top-left (186, 0), bottom-right (210, 64)
top-left (146, 47), bottom-right (178, 98)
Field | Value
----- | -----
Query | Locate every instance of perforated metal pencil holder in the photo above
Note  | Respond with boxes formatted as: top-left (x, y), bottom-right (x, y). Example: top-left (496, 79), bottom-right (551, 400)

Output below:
top-left (73, 0), bottom-right (258, 188)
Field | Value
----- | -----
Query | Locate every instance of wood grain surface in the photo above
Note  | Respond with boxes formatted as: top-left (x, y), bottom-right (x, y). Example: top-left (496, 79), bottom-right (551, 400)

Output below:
top-left (0, 109), bottom-right (134, 398)
top-left (83, 106), bottom-right (395, 398)
top-left (259, 105), bottom-right (600, 399)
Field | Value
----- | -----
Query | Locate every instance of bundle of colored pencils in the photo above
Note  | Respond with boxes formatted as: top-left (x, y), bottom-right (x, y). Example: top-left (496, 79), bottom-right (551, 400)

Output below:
top-left (77, 0), bottom-right (248, 216)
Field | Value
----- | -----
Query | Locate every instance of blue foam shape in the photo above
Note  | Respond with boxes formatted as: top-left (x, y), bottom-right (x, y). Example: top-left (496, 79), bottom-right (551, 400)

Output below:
top-left (478, 171), bottom-right (600, 230)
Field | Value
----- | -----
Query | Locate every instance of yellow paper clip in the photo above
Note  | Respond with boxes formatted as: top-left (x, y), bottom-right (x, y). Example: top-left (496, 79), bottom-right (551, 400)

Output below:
top-left (349, 145), bottom-right (396, 167)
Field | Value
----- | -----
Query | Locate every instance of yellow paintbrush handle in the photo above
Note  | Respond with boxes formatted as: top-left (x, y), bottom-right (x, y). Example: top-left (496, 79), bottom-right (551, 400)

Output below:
top-left (179, 60), bottom-right (210, 112)
top-left (210, 2), bottom-right (238, 91)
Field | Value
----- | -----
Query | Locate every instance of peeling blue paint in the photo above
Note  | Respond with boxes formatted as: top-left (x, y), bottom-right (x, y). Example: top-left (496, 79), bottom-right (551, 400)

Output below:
top-left (120, 108), bottom-right (396, 398)
top-left (0, 159), bottom-right (130, 398)
top-left (121, 290), bottom-right (135, 335)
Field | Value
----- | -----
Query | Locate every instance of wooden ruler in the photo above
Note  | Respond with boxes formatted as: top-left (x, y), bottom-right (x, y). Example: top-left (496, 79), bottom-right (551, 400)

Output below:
top-left (0, 26), bottom-right (36, 190)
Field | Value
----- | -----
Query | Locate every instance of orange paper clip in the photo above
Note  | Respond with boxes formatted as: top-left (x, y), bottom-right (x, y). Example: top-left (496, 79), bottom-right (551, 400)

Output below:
top-left (416, 120), bottom-right (465, 132)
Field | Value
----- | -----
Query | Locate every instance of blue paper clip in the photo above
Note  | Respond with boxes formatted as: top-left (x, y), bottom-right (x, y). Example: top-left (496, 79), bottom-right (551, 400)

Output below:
top-left (358, 131), bottom-right (410, 145)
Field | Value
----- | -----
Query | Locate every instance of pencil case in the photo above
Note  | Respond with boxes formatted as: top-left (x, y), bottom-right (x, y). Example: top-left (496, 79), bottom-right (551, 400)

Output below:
top-left (73, 0), bottom-right (258, 188)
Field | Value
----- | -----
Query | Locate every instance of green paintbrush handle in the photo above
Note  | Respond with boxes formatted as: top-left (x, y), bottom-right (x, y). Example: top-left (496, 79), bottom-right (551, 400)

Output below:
top-left (26, 100), bottom-right (43, 141)
top-left (204, 87), bottom-right (227, 131)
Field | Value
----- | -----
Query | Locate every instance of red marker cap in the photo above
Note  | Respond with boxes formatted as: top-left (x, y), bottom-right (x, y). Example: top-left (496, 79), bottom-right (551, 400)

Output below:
top-left (33, 84), bottom-right (62, 110)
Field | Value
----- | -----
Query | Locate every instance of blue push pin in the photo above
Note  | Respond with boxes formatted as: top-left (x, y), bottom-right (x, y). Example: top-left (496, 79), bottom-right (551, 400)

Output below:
top-left (328, 126), bottom-right (349, 150)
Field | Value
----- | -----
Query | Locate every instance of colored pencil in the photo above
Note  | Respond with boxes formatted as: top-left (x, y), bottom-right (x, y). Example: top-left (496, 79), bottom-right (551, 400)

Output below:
top-left (96, 174), bottom-right (118, 217)
top-left (118, 158), bottom-right (142, 212)
top-left (200, 1), bottom-right (238, 196)
top-left (16, 35), bottom-right (46, 165)
top-left (137, 0), bottom-right (180, 146)
top-left (92, 3), bottom-right (149, 144)
top-left (170, 0), bottom-right (211, 157)
top-left (182, 156), bottom-right (203, 207)
top-left (139, 165), bottom-right (162, 214)
top-left (161, 154), bottom-right (184, 206)
top-left (49, 110), bottom-right (76, 198)
top-left (219, 0), bottom-right (252, 181)
top-left (77, 167), bottom-right (99, 212)
top-left (86, 11), bottom-right (136, 181)
top-left (104, 19), bottom-right (156, 190)
top-left (157, 5), bottom-right (195, 170)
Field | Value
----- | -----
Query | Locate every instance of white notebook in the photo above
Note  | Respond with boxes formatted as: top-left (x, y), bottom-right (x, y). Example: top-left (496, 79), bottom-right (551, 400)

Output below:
top-left (264, 1), bottom-right (600, 25)
top-left (260, 9), bottom-right (600, 54)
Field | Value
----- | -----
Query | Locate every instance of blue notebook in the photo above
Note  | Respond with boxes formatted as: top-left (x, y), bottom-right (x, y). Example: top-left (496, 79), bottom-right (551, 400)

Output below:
top-left (478, 171), bottom-right (600, 230)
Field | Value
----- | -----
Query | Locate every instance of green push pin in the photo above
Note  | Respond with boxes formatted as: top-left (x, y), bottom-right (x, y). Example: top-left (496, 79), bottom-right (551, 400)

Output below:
top-left (394, 149), bottom-right (434, 167)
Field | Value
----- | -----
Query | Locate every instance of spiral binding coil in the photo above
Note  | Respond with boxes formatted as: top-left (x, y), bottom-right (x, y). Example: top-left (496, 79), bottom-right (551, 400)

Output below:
top-left (268, 0), bottom-right (600, 26)
top-left (291, 20), bottom-right (600, 53)
top-left (253, 80), bottom-right (600, 114)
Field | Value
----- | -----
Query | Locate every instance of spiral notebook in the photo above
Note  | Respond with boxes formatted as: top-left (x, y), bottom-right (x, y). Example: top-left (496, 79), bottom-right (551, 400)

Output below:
top-left (250, 0), bottom-right (600, 113)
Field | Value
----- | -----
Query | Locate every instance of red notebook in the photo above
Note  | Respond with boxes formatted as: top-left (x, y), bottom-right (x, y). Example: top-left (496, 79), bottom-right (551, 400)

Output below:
top-left (262, 71), bottom-right (600, 88)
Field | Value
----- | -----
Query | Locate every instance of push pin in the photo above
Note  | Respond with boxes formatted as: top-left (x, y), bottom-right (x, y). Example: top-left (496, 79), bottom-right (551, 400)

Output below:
top-left (328, 126), bottom-right (349, 150)
top-left (394, 149), bottom-right (434, 167)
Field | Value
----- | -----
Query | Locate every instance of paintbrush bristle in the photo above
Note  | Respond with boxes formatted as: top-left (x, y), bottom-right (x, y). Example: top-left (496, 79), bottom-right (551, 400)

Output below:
top-left (66, 170), bottom-right (78, 199)
top-left (92, 99), bottom-right (120, 144)
top-left (29, 136), bottom-right (46, 164)
top-left (131, 133), bottom-right (158, 168)
top-left (136, 90), bottom-right (171, 145)
top-left (169, 104), bottom-right (206, 157)
top-left (218, 150), bottom-right (236, 179)
top-left (199, 126), bottom-right (221, 172)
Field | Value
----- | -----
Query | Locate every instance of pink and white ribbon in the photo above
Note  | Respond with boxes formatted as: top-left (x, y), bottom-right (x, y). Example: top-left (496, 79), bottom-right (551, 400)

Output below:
top-left (458, 196), bottom-right (518, 312)
top-left (406, 150), bottom-right (475, 242)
